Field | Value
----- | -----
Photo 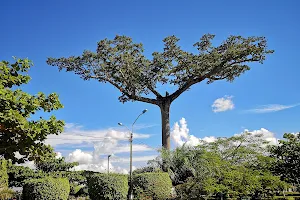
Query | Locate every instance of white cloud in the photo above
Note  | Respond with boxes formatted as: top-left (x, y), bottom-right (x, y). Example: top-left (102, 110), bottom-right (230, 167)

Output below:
top-left (246, 103), bottom-right (300, 113)
top-left (239, 128), bottom-right (278, 145)
top-left (65, 148), bottom-right (156, 174)
top-left (171, 118), bottom-right (209, 147)
top-left (46, 126), bottom-right (151, 147)
top-left (43, 123), bottom-right (155, 173)
top-left (45, 123), bottom-right (153, 155)
top-left (212, 96), bottom-right (234, 113)
top-left (171, 118), bottom-right (278, 148)
top-left (66, 149), bottom-right (93, 164)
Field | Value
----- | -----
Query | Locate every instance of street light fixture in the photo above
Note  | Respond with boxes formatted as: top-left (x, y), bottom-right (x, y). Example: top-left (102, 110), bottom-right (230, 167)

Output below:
top-left (118, 109), bottom-right (148, 200)
top-left (108, 154), bottom-right (111, 174)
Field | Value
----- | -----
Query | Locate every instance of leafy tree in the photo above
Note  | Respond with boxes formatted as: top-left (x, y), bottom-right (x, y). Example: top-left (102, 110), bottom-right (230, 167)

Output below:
top-left (35, 157), bottom-right (78, 173)
top-left (47, 35), bottom-right (273, 149)
top-left (34, 150), bottom-right (78, 173)
top-left (151, 132), bottom-right (287, 198)
top-left (270, 133), bottom-right (300, 186)
top-left (7, 162), bottom-right (45, 187)
top-left (0, 58), bottom-right (64, 163)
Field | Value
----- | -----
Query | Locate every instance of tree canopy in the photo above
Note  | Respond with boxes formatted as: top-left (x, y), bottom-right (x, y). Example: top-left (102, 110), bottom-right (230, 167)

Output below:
top-left (271, 133), bottom-right (300, 185)
top-left (0, 58), bottom-right (64, 163)
top-left (148, 131), bottom-right (287, 199)
top-left (47, 34), bottom-right (273, 149)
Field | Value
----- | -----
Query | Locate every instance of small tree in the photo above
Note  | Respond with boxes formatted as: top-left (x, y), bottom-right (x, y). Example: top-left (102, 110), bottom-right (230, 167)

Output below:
top-left (0, 58), bottom-right (64, 163)
top-left (35, 152), bottom-right (78, 173)
top-left (47, 35), bottom-right (273, 149)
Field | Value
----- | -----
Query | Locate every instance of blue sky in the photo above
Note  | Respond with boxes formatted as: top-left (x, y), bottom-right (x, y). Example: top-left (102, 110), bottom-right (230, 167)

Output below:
top-left (1, 0), bottom-right (300, 172)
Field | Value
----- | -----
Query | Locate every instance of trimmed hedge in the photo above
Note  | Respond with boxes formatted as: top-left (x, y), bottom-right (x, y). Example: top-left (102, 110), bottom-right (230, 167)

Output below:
top-left (132, 172), bottom-right (172, 200)
top-left (87, 173), bottom-right (128, 200)
top-left (0, 159), bottom-right (8, 189)
top-left (23, 177), bottom-right (70, 200)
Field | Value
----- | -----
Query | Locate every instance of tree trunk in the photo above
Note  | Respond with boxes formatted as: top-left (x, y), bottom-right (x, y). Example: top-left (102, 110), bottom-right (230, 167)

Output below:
top-left (160, 100), bottom-right (171, 150)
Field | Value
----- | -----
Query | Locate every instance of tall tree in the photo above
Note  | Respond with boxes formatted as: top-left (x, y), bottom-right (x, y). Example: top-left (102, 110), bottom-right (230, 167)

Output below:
top-left (47, 34), bottom-right (273, 149)
top-left (0, 58), bottom-right (64, 163)
top-left (270, 133), bottom-right (300, 186)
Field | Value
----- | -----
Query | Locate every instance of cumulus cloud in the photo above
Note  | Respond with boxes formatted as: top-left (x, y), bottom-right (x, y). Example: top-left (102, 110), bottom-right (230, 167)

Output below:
top-left (212, 96), bottom-right (234, 113)
top-left (246, 103), bottom-right (300, 113)
top-left (239, 128), bottom-right (278, 145)
top-left (171, 118), bottom-right (213, 147)
top-left (43, 123), bottom-right (155, 173)
top-left (171, 118), bottom-right (278, 147)
top-left (64, 148), bottom-right (156, 174)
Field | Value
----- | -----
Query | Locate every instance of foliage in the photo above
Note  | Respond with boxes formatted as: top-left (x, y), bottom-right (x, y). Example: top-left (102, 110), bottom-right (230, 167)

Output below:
top-left (133, 166), bottom-right (162, 175)
top-left (70, 183), bottom-right (82, 196)
top-left (149, 144), bottom-right (196, 185)
top-left (23, 177), bottom-right (70, 200)
top-left (270, 133), bottom-right (300, 185)
top-left (0, 187), bottom-right (15, 199)
top-left (0, 159), bottom-right (8, 189)
top-left (0, 58), bottom-right (64, 163)
top-left (132, 172), bottom-right (172, 200)
top-left (150, 132), bottom-right (288, 198)
top-left (7, 162), bottom-right (45, 187)
top-left (35, 156), bottom-right (78, 173)
top-left (47, 35), bottom-right (273, 149)
top-left (7, 161), bottom-right (85, 187)
top-left (87, 173), bottom-right (128, 200)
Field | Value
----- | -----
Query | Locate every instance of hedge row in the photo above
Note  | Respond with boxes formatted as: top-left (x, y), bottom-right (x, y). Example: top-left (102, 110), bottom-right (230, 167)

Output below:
top-left (87, 173), bottom-right (128, 200)
top-left (0, 159), bottom-right (8, 189)
top-left (23, 177), bottom-right (70, 200)
top-left (133, 172), bottom-right (172, 200)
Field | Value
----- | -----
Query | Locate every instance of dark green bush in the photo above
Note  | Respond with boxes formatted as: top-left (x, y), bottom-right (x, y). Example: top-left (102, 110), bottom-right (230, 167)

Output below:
top-left (132, 172), bottom-right (172, 200)
top-left (87, 173), bottom-right (128, 200)
top-left (175, 180), bottom-right (206, 200)
top-left (77, 185), bottom-right (89, 197)
top-left (23, 177), bottom-right (70, 200)
top-left (0, 159), bottom-right (8, 189)
top-left (70, 183), bottom-right (82, 196)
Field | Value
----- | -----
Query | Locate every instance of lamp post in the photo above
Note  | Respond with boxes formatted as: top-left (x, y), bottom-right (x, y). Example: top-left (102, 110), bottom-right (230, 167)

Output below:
top-left (108, 154), bottom-right (111, 174)
top-left (118, 109), bottom-right (148, 200)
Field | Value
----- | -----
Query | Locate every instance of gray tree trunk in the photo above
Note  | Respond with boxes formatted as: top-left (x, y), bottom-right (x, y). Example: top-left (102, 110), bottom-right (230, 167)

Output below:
top-left (160, 100), bottom-right (171, 150)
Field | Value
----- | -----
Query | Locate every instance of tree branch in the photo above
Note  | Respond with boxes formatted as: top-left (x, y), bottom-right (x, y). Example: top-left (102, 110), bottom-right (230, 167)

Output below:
top-left (169, 76), bottom-right (205, 102)
top-left (90, 75), bottom-right (158, 105)
top-left (147, 84), bottom-right (163, 98)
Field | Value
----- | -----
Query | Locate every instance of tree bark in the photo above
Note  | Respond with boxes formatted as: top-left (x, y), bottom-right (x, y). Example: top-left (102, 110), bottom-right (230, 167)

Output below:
top-left (160, 99), bottom-right (171, 150)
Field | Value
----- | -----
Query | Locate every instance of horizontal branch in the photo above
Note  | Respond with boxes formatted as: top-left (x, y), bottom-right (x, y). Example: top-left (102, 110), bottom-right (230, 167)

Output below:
top-left (90, 75), bottom-right (158, 105)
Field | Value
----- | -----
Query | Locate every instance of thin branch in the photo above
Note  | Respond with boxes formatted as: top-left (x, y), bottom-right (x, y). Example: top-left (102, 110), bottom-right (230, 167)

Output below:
top-left (147, 84), bottom-right (162, 98)
top-left (169, 76), bottom-right (205, 102)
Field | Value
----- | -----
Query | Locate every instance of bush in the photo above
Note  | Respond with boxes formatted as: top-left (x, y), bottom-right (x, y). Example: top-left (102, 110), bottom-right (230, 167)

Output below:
top-left (77, 185), bottom-right (89, 197)
top-left (132, 172), bottom-right (172, 200)
top-left (0, 159), bottom-right (8, 189)
top-left (23, 177), bottom-right (70, 200)
top-left (70, 183), bottom-right (82, 196)
top-left (87, 173), bottom-right (128, 200)
top-left (0, 187), bottom-right (15, 199)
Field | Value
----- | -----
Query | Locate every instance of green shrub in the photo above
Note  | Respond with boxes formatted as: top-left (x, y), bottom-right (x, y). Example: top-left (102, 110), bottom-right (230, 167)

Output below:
top-left (70, 183), bottom-right (82, 196)
top-left (87, 173), bottom-right (128, 200)
top-left (23, 177), bottom-right (70, 200)
top-left (0, 159), bottom-right (8, 189)
top-left (132, 172), bottom-right (172, 200)
top-left (77, 185), bottom-right (89, 197)
top-left (0, 187), bottom-right (15, 199)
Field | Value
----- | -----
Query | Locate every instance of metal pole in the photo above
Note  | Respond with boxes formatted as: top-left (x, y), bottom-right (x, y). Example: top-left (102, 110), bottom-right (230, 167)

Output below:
top-left (129, 132), bottom-right (133, 200)
top-left (108, 155), bottom-right (111, 174)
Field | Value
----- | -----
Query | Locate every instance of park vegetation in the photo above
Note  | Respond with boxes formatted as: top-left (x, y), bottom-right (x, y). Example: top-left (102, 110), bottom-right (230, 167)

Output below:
top-left (0, 38), bottom-right (299, 200)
